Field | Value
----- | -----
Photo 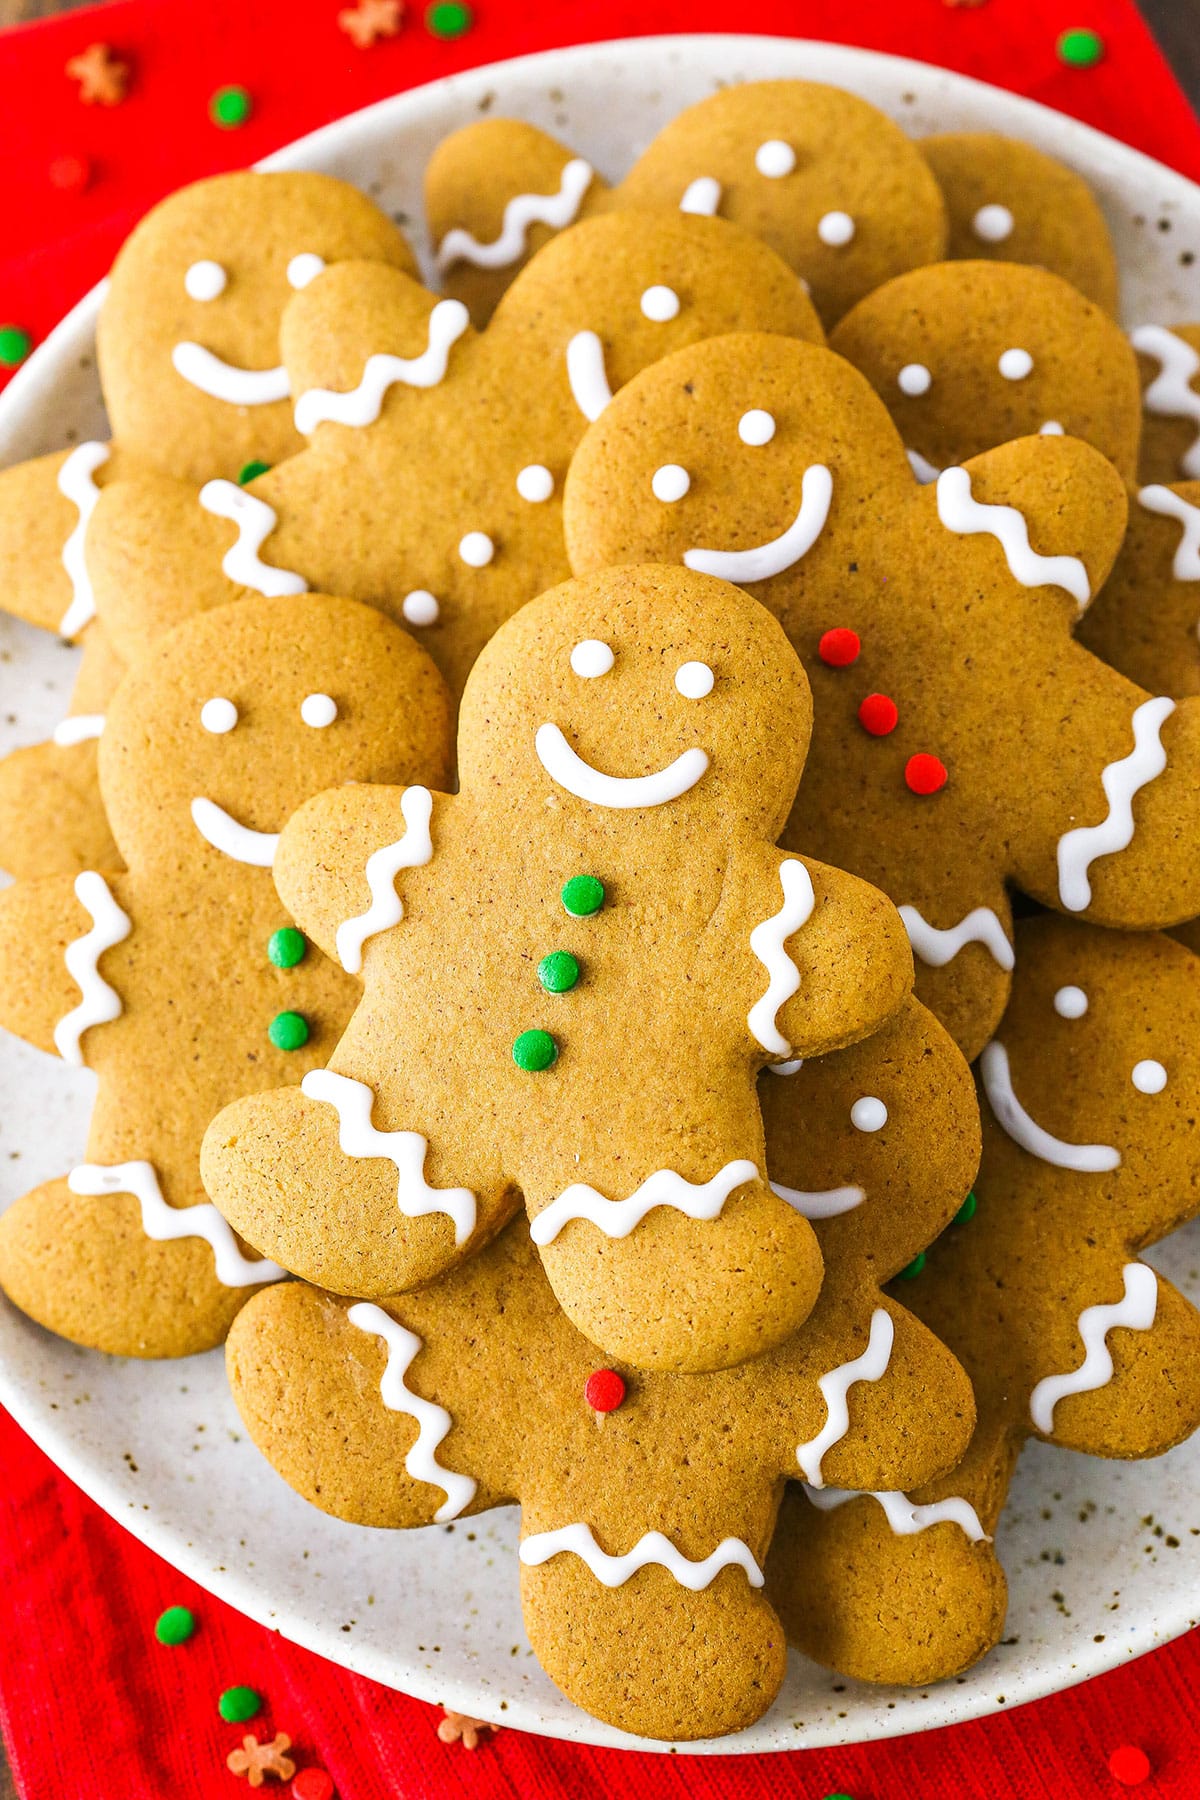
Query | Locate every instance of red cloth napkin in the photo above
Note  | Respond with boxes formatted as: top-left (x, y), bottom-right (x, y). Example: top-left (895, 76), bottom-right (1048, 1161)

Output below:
top-left (2, 1), bottom-right (1200, 1796)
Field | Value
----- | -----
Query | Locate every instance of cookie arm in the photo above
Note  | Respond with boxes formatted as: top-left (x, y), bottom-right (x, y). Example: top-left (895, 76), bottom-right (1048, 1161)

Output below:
top-left (0, 443), bottom-right (118, 638)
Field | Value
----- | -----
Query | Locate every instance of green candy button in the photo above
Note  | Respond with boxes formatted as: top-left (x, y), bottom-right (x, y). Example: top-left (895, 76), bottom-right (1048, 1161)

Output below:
top-left (238, 459), bottom-right (272, 486)
top-left (1057, 27), bottom-right (1104, 68)
top-left (955, 1190), bottom-right (977, 1224)
top-left (513, 1029), bottom-right (557, 1072)
top-left (269, 1010), bottom-right (309, 1051)
top-left (426, 0), bottom-right (473, 37)
top-left (268, 926), bottom-right (306, 968)
top-left (897, 1251), bottom-right (926, 1282)
top-left (218, 1686), bottom-right (261, 1723)
top-left (538, 951), bottom-right (580, 994)
top-left (561, 874), bottom-right (604, 918)
top-left (154, 1605), bottom-right (196, 1646)
top-left (0, 325), bottom-right (32, 369)
top-left (210, 84), bottom-right (253, 128)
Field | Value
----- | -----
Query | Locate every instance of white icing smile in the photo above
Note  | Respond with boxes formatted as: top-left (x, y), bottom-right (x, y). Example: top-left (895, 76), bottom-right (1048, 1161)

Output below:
top-left (171, 342), bottom-right (290, 406)
top-left (684, 464), bottom-right (833, 582)
top-left (980, 1040), bottom-right (1120, 1172)
top-left (535, 722), bottom-right (708, 808)
top-left (190, 797), bottom-right (280, 866)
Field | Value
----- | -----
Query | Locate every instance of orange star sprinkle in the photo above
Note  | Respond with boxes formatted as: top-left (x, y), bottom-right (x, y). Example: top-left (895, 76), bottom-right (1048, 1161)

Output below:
top-left (226, 1732), bottom-right (296, 1787)
top-left (65, 43), bottom-right (131, 106)
top-left (437, 1709), bottom-right (499, 1750)
top-left (338, 0), bottom-right (404, 47)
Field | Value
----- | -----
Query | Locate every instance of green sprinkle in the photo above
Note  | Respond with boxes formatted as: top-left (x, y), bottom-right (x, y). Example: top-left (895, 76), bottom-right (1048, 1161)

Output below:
top-left (210, 84), bottom-right (253, 128)
top-left (268, 927), bottom-right (306, 969)
top-left (898, 1251), bottom-right (926, 1281)
top-left (425, 0), bottom-right (473, 38)
top-left (513, 1028), bottom-right (557, 1072)
top-left (238, 459), bottom-right (272, 486)
top-left (0, 325), bottom-right (32, 368)
top-left (269, 1010), bottom-right (309, 1051)
top-left (1056, 27), bottom-right (1104, 68)
top-left (538, 951), bottom-right (580, 994)
top-left (955, 1190), bottom-right (977, 1224)
top-left (561, 874), bottom-right (604, 917)
top-left (218, 1686), bottom-right (261, 1723)
top-left (154, 1605), bottom-right (196, 1645)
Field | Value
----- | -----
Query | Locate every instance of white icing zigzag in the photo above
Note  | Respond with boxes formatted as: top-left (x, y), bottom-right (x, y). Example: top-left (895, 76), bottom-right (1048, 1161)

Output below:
top-left (530, 1159), bottom-right (760, 1245)
top-left (898, 903), bottom-right (1014, 972)
top-left (293, 300), bottom-right (471, 433)
top-left (1056, 695), bottom-right (1176, 913)
top-left (979, 1040), bottom-right (1120, 1173)
top-left (1137, 484), bottom-right (1200, 581)
top-left (685, 465), bottom-right (834, 584)
top-left (795, 1308), bottom-right (895, 1487)
top-left (1029, 1263), bottom-right (1158, 1435)
top-left (198, 480), bottom-right (309, 598)
top-left (518, 1523), bottom-right (764, 1590)
top-left (565, 330), bottom-right (613, 422)
top-left (53, 871), bottom-right (132, 1066)
top-left (1132, 325), bottom-right (1200, 478)
top-left (57, 440), bottom-right (111, 638)
top-left (68, 1161), bottom-right (286, 1288)
top-left (935, 466), bottom-right (1091, 607)
top-left (346, 1301), bottom-right (477, 1522)
top-left (336, 786), bottom-right (434, 974)
top-left (301, 1068), bottom-right (477, 1245)
top-left (747, 858), bottom-right (815, 1056)
top-left (435, 159), bottom-right (594, 272)
top-left (801, 1483), bottom-right (990, 1543)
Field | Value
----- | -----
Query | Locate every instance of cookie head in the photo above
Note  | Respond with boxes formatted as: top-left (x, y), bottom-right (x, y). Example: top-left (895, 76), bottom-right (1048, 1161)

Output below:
top-left (459, 564), bottom-right (811, 839)
top-left (97, 171), bottom-right (416, 484)
top-left (100, 595), bottom-right (452, 873)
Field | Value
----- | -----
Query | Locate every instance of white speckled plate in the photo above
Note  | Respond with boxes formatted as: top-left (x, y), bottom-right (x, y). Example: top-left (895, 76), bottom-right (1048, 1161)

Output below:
top-left (2, 33), bottom-right (1200, 1756)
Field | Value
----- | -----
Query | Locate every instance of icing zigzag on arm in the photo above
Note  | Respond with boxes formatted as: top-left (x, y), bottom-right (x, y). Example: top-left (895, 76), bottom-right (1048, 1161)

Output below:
top-left (346, 1301), bottom-right (477, 1521)
top-left (335, 786), bottom-right (435, 973)
top-left (1029, 1263), bottom-right (1159, 1435)
top-left (53, 872), bottom-right (132, 1065)
top-left (747, 859), bottom-right (815, 1055)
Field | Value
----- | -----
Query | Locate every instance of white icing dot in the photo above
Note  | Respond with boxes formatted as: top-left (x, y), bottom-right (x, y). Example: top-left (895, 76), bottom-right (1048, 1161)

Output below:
top-left (675, 660), bottom-right (714, 699)
top-left (300, 692), bottom-right (337, 728)
top-left (898, 363), bottom-right (932, 397)
top-left (1054, 985), bottom-right (1089, 1019)
top-left (817, 211), bottom-right (855, 247)
top-left (651, 464), bottom-right (690, 503)
top-left (641, 285), bottom-right (681, 322)
top-left (755, 139), bottom-right (796, 179)
top-left (184, 260), bottom-right (227, 302)
top-left (972, 203), bottom-right (1015, 243)
top-left (738, 409), bottom-right (776, 446)
top-left (200, 697), bottom-right (238, 734)
top-left (458, 531), bottom-right (494, 567)
top-left (402, 590), bottom-right (440, 626)
top-left (287, 253), bottom-right (326, 290)
top-left (1040, 419), bottom-right (1066, 435)
top-left (1132, 1059), bottom-right (1167, 1094)
top-left (516, 464), bottom-right (554, 503)
top-left (570, 639), bottom-right (614, 679)
top-left (999, 347), bottom-right (1034, 381)
top-left (851, 1096), bottom-right (888, 1133)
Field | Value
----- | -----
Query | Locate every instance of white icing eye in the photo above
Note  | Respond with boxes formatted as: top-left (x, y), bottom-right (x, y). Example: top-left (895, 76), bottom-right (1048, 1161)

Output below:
top-left (1040, 420), bottom-right (1065, 435)
top-left (1054, 985), bottom-right (1089, 1019)
top-left (973, 203), bottom-right (1014, 243)
top-left (200, 697), bottom-right (238, 734)
top-left (651, 464), bottom-right (690, 503)
top-left (402, 589), bottom-right (440, 626)
top-left (769, 1057), bottom-right (803, 1075)
top-left (570, 639), bottom-right (614, 678)
top-left (851, 1095), bottom-right (887, 1133)
top-left (755, 140), bottom-right (796, 178)
top-left (641, 285), bottom-right (681, 322)
top-left (675, 660), bottom-right (714, 699)
top-left (738, 409), bottom-right (776, 446)
top-left (300, 693), bottom-right (337, 728)
top-left (898, 363), bottom-right (932, 397)
top-left (287, 253), bottom-right (326, 290)
top-left (516, 464), bottom-right (554, 503)
top-left (458, 531), bottom-right (494, 567)
top-left (184, 260), bottom-right (227, 302)
top-left (817, 211), bottom-right (855, 247)
top-left (1132, 1059), bottom-right (1167, 1094)
top-left (998, 347), bottom-right (1034, 381)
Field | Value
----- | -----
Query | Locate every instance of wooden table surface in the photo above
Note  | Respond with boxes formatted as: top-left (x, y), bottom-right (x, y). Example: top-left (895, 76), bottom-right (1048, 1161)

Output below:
top-left (0, 0), bottom-right (1197, 1795)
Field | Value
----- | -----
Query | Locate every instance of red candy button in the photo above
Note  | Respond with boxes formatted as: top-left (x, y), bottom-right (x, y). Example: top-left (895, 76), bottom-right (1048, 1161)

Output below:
top-left (1108, 1746), bottom-right (1151, 1787)
top-left (584, 1369), bottom-right (626, 1413)
top-left (292, 1771), bottom-right (335, 1800)
top-left (49, 153), bottom-right (92, 193)
top-left (905, 752), bottom-right (948, 795)
top-left (857, 693), bottom-right (898, 736)
top-left (818, 627), bottom-right (860, 667)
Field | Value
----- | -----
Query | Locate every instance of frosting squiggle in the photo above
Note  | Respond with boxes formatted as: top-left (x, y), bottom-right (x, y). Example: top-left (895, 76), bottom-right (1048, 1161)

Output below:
top-left (198, 480), bottom-right (309, 598)
top-left (435, 159), bottom-right (594, 272)
top-left (802, 1482), bottom-right (990, 1542)
top-left (530, 1159), bottom-right (759, 1245)
top-left (935, 466), bottom-right (1091, 607)
top-left (346, 1301), bottom-right (477, 1521)
top-left (1137, 483), bottom-right (1200, 582)
top-left (795, 1308), bottom-right (895, 1487)
top-left (53, 871), bottom-right (132, 1065)
top-left (57, 441), bottom-right (111, 638)
top-left (1132, 325), bottom-right (1200, 478)
top-left (1029, 1263), bottom-right (1158, 1434)
top-left (68, 1160), bottom-right (285, 1287)
top-left (1056, 695), bottom-right (1176, 913)
top-left (747, 859), bottom-right (815, 1056)
top-left (518, 1523), bottom-right (764, 1590)
top-left (293, 299), bottom-right (470, 433)
top-left (336, 786), bottom-right (434, 974)
top-left (898, 903), bottom-right (1014, 972)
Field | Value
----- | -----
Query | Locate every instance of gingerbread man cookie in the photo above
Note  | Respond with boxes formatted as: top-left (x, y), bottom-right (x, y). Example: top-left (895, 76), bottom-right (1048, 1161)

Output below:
top-left (83, 209), bottom-right (822, 705)
top-left (768, 916), bottom-right (1200, 1687)
top-left (203, 564), bottom-right (914, 1372)
top-left (0, 595), bottom-right (452, 1357)
top-left (425, 80), bottom-right (947, 328)
top-left (564, 332), bottom-right (1200, 1057)
top-left (225, 989), bottom-right (978, 1740)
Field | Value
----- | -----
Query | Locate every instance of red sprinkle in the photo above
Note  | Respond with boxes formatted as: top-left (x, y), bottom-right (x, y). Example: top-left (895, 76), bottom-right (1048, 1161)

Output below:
top-left (49, 153), bottom-right (92, 193)
top-left (1108, 1746), bottom-right (1151, 1787)
top-left (584, 1369), bottom-right (626, 1413)
top-left (857, 693), bottom-right (898, 736)
top-left (905, 753), bottom-right (948, 796)
top-left (818, 627), bottom-right (860, 668)
top-left (292, 1771), bottom-right (335, 1800)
